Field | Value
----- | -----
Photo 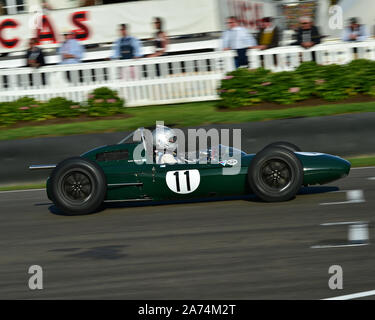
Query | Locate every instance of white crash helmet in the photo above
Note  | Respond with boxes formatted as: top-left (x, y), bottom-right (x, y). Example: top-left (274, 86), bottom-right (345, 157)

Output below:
top-left (152, 125), bottom-right (178, 151)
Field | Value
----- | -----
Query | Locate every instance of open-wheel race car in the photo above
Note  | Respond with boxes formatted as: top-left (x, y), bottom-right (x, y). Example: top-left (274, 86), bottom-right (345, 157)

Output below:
top-left (30, 127), bottom-right (351, 215)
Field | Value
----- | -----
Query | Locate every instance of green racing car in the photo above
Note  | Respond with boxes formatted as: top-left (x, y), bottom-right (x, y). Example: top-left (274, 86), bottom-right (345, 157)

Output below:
top-left (29, 127), bottom-right (351, 215)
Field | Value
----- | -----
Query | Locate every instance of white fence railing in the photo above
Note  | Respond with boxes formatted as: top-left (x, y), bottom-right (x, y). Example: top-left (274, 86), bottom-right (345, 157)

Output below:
top-left (0, 51), bottom-right (236, 106)
top-left (0, 40), bottom-right (375, 106)
top-left (249, 40), bottom-right (375, 72)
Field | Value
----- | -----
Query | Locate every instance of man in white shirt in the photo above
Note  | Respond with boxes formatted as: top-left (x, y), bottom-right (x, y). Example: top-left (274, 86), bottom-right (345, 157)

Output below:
top-left (58, 31), bottom-right (84, 64)
top-left (342, 18), bottom-right (369, 42)
top-left (221, 16), bottom-right (257, 68)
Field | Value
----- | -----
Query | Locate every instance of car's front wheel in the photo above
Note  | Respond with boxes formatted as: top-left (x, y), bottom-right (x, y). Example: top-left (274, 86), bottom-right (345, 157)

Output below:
top-left (248, 147), bottom-right (303, 202)
top-left (49, 157), bottom-right (107, 215)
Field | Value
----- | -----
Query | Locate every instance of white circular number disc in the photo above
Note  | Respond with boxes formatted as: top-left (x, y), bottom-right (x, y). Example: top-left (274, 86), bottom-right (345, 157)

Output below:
top-left (166, 170), bottom-right (200, 194)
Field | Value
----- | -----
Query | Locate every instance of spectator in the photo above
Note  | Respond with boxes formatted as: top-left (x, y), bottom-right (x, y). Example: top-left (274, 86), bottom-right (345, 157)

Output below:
top-left (26, 38), bottom-right (46, 68)
top-left (293, 16), bottom-right (321, 49)
top-left (221, 16), bottom-right (257, 68)
top-left (58, 31), bottom-right (85, 64)
top-left (146, 17), bottom-right (169, 58)
top-left (255, 17), bottom-right (279, 50)
top-left (25, 38), bottom-right (46, 86)
top-left (111, 23), bottom-right (143, 60)
top-left (342, 18), bottom-right (369, 42)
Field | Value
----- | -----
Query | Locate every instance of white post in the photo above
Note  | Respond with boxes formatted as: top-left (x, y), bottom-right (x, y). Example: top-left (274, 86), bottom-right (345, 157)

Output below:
top-left (348, 223), bottom-right (369, 245)
top-left (249, 49), bottom-right (260, 69)
top-left (49, 70), bottom-right (68, 88)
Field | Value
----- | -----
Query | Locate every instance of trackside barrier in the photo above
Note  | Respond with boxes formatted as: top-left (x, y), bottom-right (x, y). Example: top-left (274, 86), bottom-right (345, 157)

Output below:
top-left (0, 41), bottom-right (375, 106)
top-left (249, 41), bottom-right (375, 72)
top-left (0, 51), bottom-right (236, 107)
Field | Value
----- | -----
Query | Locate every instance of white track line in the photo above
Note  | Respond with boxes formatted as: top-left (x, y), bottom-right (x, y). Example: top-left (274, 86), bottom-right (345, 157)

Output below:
top-left (320, 200), bottom-right (365, 206)
top-left (0, 188), bottom-right (45, 194)
top-left (320, 190), bottom-right (365, 206)
top-left (311, 243), bottom-right (368, 249)
top-left (352, 166), bottom-right (375, 170)
top-left (368, 177), bottom-right (375, 180)
top-left (323, 289), bottom-right (375, 300)
top-left (321, 221), bottom-right (368, 226)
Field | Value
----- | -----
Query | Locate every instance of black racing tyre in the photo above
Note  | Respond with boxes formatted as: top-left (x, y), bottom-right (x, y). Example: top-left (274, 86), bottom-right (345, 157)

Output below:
top-left (248, 147), bottom-right (303, 202)
top-left (49, 157), bottom-right (107, 215)
top-left (261, 141), bottom-right (301, 153)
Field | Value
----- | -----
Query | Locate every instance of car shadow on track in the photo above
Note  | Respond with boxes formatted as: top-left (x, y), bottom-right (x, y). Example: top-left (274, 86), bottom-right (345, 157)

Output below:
top-left (298, 186), bottom-right (339, 195)
top-left (48, 205), bottom-right (104, 217)
top-left (104, 186), bottom-right (340, 210)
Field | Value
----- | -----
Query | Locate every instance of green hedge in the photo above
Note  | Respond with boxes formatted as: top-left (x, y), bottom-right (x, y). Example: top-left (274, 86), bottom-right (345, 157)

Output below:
top-left (0, 87), bottom-right (126, 127)
top-left (217, 59), bottom-right (375, 108)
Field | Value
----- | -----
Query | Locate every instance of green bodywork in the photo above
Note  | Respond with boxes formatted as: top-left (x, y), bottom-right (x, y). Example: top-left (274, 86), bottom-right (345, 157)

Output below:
top-left (69, 142), bottom-right (351, 202)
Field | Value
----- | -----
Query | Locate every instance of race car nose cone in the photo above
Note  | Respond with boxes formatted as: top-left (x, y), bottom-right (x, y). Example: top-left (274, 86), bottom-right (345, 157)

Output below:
top-left (330, 155), bottom-right (351, 178)
top-left (299, 153), bottom-right (352, 186)
top-left (341, 158), bottom-right (351, 176)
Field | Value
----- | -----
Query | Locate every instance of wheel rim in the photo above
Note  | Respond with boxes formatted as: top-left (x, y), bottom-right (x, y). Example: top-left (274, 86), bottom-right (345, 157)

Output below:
top-left (61, 171), bottom-right (93, 203)
top-left (260, 159), bottom-right (292, 192)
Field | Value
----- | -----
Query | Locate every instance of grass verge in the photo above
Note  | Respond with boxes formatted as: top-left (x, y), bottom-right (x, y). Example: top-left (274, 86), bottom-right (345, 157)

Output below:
top-left (1, 155), bottom-right (374, 192)
top-left (1, 100), bottom-right (375, 141)
top-left (347, 156), bottom-right (375, 168)
top-left (0, 183), bottom-right (45, 192)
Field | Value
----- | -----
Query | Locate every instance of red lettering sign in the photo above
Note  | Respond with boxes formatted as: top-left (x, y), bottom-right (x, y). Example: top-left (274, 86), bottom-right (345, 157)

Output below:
top-left (36, 15), bottom-right (57, 44)
top-left (0, 19), bottom-right (19, 49)
top-left (72, 11), bottom-right (90, 41)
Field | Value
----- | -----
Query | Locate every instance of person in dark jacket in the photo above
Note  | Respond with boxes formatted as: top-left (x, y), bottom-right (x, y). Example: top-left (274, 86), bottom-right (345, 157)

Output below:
top-left (293, 16), bottom-right (322, 49)
top-left (25, 38), bottom-right (46, 86)
top-left (146, 17), bottom-right (169, 58)
top-left (255, 17), bottom-right (279, 50)
top-left (26, 38), bottom-right (46, 68)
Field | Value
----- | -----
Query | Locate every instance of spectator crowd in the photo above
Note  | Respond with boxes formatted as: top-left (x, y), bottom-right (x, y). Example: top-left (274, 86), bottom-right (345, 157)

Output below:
top-left (25, 16), bottom-right (167, 69)
top-left (219, 14), bottom-right (373, 68)
top-left (23, 12), bottom-right (375, 71)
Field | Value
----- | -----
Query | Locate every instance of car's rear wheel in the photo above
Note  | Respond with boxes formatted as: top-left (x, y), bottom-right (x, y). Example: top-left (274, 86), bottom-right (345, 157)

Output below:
top-left (262, 141), bottom-right (301, 153)
top-left (248, 147), bottom-right (303, 202)
top-left (49, 157), bottom-right (106, 215)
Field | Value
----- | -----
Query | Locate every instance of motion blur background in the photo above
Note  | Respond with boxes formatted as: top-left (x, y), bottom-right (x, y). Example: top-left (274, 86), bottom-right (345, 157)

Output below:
top-left (1, 0), bottom-right (375, 301)
top-left (0, 0), bottom-right (374, 65)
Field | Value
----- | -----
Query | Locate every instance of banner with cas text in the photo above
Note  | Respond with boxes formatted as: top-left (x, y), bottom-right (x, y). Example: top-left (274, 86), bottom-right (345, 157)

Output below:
top-left (0, 0), bottom-right (221, 54)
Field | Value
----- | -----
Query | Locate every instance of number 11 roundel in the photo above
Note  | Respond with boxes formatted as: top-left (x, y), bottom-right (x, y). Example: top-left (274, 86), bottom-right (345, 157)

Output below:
top-left (166, 170), bottom-right (200, 194)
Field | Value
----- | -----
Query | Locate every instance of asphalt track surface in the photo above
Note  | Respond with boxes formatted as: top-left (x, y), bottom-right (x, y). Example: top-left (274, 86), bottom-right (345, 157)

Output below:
top-left (1, 167), bottom-right (375, 299)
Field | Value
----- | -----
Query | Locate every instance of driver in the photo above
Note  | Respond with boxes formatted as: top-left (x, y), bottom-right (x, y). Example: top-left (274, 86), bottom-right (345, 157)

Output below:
top-left (152, 125), bottom-right (178, 164)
